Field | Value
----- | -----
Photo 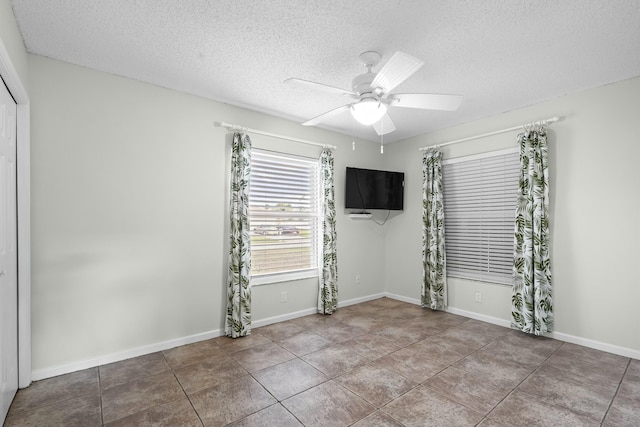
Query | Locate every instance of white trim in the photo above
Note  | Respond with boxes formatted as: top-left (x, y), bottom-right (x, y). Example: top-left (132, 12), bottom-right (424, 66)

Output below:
top-left (444, 306), bottom-right (511, 328)
top-left (32, 291), bottom-right (640, 381)
top-left (383, 293), bottom-right (640, 360)
top-left (383, 293), bottom-right (511, 328)
top-left (441, 146), bottom-right (518, 165)
top-left (251, 269), bottom-right (318, 287)
top-left (383, 292), bottom-right (421, 306)
top-left (339, 292), bottom-right (386, 308)
top-left (253, 292), bottom-right (385, 328)
top-left (0, 38), bottom-right (31, 388)
top-left (35, 306), bottom-right (322, 380)
top-left (548, 331), bottom-right (640, 360)
top-left (31, 293), bottom-right (386, 380)
top-left (251, 307), bottom-right (318, 328)
top-left (32, 328), bottom-right (224, 381)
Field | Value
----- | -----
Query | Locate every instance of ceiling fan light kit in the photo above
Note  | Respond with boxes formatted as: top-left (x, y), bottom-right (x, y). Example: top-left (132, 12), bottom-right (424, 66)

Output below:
top-left (286, 50), bottom-right (462, 136)
top-left (351, 98), bottom-right (387, 125)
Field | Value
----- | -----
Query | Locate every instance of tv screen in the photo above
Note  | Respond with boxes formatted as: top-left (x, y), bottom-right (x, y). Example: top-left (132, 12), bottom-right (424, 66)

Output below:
top-left (345, 167), bottom-right (404, 211)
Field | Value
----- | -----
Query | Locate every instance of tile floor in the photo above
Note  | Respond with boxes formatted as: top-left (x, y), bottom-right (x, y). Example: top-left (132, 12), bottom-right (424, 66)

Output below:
top-left (4, 297), bottom-right (639, 427)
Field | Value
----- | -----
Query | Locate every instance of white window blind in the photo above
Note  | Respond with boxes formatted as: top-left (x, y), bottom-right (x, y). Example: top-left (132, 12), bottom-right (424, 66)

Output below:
top-left (249, 149), bottom-right (320, 277)
top-left (442, 149), bottom-right (519, 285)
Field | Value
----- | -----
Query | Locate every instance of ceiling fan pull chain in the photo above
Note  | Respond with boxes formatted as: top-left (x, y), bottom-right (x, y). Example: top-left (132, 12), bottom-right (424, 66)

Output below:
top-left (380, 121), bottom-right (384, 154)
top-left (352, 115), bottom-right (356, 151)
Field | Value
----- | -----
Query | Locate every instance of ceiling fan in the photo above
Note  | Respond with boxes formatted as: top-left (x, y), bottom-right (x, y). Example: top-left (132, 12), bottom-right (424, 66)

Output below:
top-left (284, 51), bottom-right (463, 135)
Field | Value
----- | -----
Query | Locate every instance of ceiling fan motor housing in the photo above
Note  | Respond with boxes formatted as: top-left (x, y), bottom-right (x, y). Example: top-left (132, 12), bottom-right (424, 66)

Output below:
top-left (352, 72), bottom-right (377, 97)
top-left (292, 50), bottom-right (461, 134)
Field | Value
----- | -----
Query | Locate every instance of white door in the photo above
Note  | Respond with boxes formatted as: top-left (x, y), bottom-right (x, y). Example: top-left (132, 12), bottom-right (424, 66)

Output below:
top-left (0, 77), bottom-right (18, 423)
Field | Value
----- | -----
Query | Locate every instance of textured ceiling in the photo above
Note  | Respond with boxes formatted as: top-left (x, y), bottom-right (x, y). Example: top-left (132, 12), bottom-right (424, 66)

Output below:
top-left (10, 0), bottom-right (640, 143)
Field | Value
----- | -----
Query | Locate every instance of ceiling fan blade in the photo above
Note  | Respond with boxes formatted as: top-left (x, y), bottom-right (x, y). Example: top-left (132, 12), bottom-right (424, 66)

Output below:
top-left (373, 113), bottom-right (396, 136)
top-left (388, 93), bottom-right (463, 111)
top-left (302, 104), bottom-right (351, 126)
top-left (284, 78), bottom-right (356, 97)
top-left (371, 52), bottom-right (424, 94)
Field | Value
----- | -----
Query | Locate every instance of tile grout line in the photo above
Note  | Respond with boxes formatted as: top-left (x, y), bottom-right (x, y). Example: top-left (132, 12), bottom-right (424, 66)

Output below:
top-left (424, 326), bottom-right (512, 425)
top-left (100, 353), bottom-right (207, 426)
top-left (161, 349), bottom-right (206, 427)
top-left (467, 330), bottom-right (516, 426)
top-left (236, 320), bottom-right (413, 426)
top-left (508, 342), bottom-right (630, 425)
top-left (369, 315), bottom-right (508, 424)
top-left (5, 368), bottom-right (105, 425)
top-left (223, 332), bottom-right (305, 425)
top-left (11, 302), bottom-right (636, 427)
top-left (600, 357), bottom-right (632, 426)
top-left (97, 366), bottom-right (104, 427)
top-left (333, 316), bottom-right (491, 425)
top-left (252, 312), bottom-right (415, 426)
top-left (468, 332), bottom-right (565, 426)
top-left (229, 332), bottom-right (323, 426)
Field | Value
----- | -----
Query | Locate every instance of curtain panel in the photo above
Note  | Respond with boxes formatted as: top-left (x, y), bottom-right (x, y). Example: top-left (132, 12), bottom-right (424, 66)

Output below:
top-left (225, 132), bottom-right (252, 338)
top-left (318, 148), bottom-right (338, 314)
top-left (422, 148), bottom-right (447, 310)
top-left (511, 129), bottom-right (553, 335)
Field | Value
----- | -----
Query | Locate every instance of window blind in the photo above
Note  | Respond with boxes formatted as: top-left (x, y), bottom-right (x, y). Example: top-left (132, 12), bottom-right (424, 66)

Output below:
top-left (442, 149), bottom-right (519, 285)
top-left (249, 150), bottom-right (320, 276)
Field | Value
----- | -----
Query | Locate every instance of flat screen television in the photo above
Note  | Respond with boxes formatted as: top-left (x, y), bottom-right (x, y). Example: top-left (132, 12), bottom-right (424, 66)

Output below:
top-left (345, 167), bottom-right (404, 211)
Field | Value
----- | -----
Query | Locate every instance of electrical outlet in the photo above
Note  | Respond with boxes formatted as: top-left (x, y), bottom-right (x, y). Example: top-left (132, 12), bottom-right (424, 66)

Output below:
top-left (280, 291), bottom-right (287, 303)
top-left (355, 275), bottom-right (361, 284)
top-left (475, 291), bottom-right (482, 303)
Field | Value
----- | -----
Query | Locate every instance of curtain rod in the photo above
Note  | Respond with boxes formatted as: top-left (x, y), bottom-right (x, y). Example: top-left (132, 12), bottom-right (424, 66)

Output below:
top-left (214, 121), bottom-right (337, 150)
top-left (419, 116), bottom-right (561, 151)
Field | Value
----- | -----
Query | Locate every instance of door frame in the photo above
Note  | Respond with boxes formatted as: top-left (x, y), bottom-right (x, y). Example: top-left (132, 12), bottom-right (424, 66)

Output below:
top-left (0, 40), bottom-right (31, 388)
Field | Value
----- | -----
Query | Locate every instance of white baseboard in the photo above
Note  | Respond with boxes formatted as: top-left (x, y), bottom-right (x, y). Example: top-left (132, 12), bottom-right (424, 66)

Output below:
top-left (383, 292), bottom-right (420, 306)
top-left (251, 307), bottom-right (318, 328)
top-left (31, 328), bottom-right (224, 382)
top-left (548, 331), bottom-right (640, 360)
top-left (31, 293), bottom-right (388, 381)
top-left (252, 292), bottom-right (386, 328)
top-left (31, 292), bottom-right (639, 382)
top-left (384, 292), bottom-right (640, 360)
top-left (383, 292), bottom-right (509, 327)
top-left (339, 292), bottom-right (386, 308)
top-left (444, 306), bottom-right (511, 329)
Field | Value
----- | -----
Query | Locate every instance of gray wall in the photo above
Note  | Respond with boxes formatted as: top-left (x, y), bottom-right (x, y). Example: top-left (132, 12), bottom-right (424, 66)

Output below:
top-left (26, 58), bottom-right (640, 375)
top-left (28, 55), bottom-right (388, 375)
top-left (384, 76), bottom-right (640, 355)
top-left (4, 0), bottom-right (638, 376)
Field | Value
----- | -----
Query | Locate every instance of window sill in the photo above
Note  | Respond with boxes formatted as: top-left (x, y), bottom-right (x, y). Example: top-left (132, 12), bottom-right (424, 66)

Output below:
top-left (251, 269), bottom-right (319, 286)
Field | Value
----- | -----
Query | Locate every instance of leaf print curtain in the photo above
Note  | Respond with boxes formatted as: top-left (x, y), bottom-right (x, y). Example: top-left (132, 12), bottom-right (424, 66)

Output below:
top-left (318, 148), bottom-right (338, 314)
top-left (511, 128), bottom-right (553, 335)
top-left (422, 148), bottom-right (447, 310)
top-left (225, 132), bottom-right (252, 338)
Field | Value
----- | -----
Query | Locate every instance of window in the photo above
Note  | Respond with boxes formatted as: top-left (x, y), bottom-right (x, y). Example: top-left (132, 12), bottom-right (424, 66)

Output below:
top-left (249, 149), bottom-right (320, 280)
top-left (442, 148), bottom-right (519, 285)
